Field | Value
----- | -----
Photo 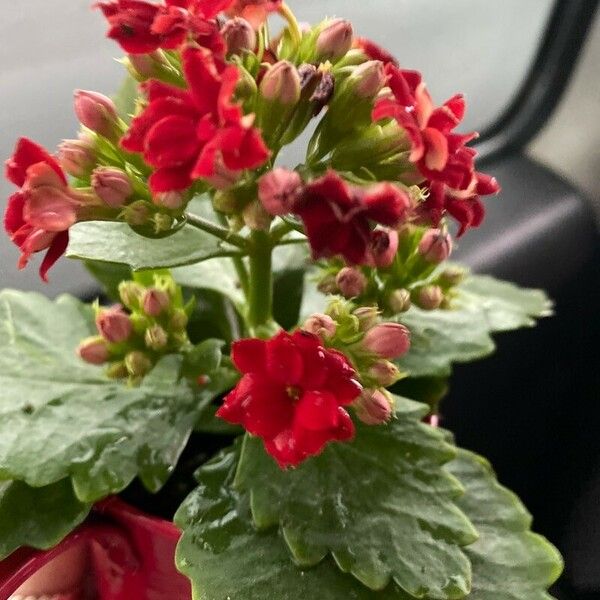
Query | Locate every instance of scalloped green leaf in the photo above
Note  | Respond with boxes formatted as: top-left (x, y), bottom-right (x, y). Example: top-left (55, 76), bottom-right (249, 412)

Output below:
top-left (0, 290), bottom-right (222, 503)
top-left (0, 479), bottom-right (91, 560)
top-left (67, 222), bottom-right (239, 270)
top-left (234, 397), bottom-right (477, 598)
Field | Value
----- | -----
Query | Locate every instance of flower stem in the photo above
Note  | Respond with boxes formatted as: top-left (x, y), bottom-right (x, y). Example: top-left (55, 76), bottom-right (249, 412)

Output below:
top-left (278, 2), bottom-right (302, 47)
top-left (247, 230), bottom-right (273, 332)
top-left (185, 212), bottom-right (249, 249)
top-left (216, 213), bottom-right (250, 297)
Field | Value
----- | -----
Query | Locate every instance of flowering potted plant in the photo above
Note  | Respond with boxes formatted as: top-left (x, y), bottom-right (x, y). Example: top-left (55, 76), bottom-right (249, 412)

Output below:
top-left (0, 1), bottom-right (564, 598)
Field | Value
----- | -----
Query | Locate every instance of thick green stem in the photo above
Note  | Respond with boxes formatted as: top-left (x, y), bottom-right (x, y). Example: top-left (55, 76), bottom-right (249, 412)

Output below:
top-left (215, 213), bottom-right (250, 297)
top-left (247, 230), bottom-right (273, 332)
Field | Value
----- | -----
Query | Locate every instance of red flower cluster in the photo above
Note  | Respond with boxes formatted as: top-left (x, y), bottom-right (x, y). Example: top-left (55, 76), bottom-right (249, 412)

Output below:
top-left (217, 330), bottom-right (362, 467)
top-left (294, 170), bottom-right (411, 265)
top-left (121, 46), bottom-right (269, 193)
top-left (4, 139), bottom-right (82, 281)
top-left (373, 64), bottom-right (500, 235)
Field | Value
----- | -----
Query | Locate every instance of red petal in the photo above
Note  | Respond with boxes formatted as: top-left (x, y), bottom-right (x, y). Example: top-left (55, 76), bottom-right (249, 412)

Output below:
top-left (39, 230), bottom-right (69, 283)
top-left (182, 46), bottom-right (222, 115)
top-left (476, 172), bottom-right (500, 196)
top-left (217, 66), bottom-right (243, 123)
top-left (144, 115), bottom-right (200, 168)
top-left (422, 128), bottom-right (449, 172)
top-left (363, 182), bottom-right (410, 226)
top-left (220, 125), bottom-right (270, 171)
top-left (4, 192), bottom-right (26, 236)
top-left (265, 331), bottom-right (304, 386)
top-left (231, 338), bottom-right (267, 374)
top-left (5, 138), bottom-right (66, 187)
top-left (295, 391), bottom-right (340, 431)
top-left (354, 36), bottom-right (399, 66)
top-left (148, 166), bottom-right (193, 193)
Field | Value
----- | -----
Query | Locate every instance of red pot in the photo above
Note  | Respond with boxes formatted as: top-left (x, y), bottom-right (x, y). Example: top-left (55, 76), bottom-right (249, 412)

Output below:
top-left (0, 498), bottom-right (191, 600)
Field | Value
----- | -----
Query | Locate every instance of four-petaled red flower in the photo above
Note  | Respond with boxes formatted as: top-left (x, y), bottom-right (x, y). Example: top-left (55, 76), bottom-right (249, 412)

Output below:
top-left (372, 63), bottom-right (499, 234)
top-left (217, 330), bottom-right (363, 467)
top-left (4, 138), bottom-right (81, 281)
top-left (121, 45), bottom-right (270, 193)
top-left (294, 170), bottom-right (411, 265)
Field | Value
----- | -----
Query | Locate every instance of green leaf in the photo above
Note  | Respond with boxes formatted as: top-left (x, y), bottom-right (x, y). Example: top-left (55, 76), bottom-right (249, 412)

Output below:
top-left (0, 290), bottom-right (219, 502)
top-left (272, 243), bottom-right (310, 329)
top-left (0, 479), bottom-right (91, 560)
top-left (181, 339), bottom-right (225, 379)
top-left (234, 397), bottom-right (478, 597)
top-left (67, 222), bottom-right (239, 270)
top-left (396, 274), bottom-right (552, 378)
top-left (447, 450), bottom-right (563, 600)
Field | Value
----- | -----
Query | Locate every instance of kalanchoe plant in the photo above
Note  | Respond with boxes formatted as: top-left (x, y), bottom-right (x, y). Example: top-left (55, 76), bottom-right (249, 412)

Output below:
top-left (0, 1), bottom-right (563, 599)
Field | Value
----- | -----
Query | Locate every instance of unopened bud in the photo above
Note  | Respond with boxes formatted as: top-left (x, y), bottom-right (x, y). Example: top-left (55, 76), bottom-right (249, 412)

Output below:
top-left (418, 229), bottom-right (453, 263)
top-left (122, 200), bottom-right (151, 226)
top-left (73, 90), bottom-right (119, 140)
top-left (118, 281), bottom-right (144, 310)
top-left (415, 285), bottom-right (444, 310)
top-left (369, 360), bottom-right (401, 387)
top-left (124, 351), bottom-right (152, 377)
top-left (303, 313), bottom-right (337, 340)
top-left (106, 361), bottom-right (128, 379)
top-left (355, 389), bottom-right (392, 425)
top-left (96, 306), bottom-right (132, 343)
top-left (336, 267), bottom-right (367, 298)
top-left (439, 266), bottom-right (466, 287)
top-left (387, 289), bottom-right (411, 313)
top-left (127, 51), bottom-right (168, 81)
top-left (353, 306), bottom-right (379, 331)
top-left (349, 60), bottom-right (386, 98)
top-left (222, 17), bottom-right (256, 56)
top-left (316, 19), bottom-right (353, 61)
top-left (363, 322), bottom-right (410, 359)
top-left (260, 61), bottom-right (301, 105)
top-left (58, 137), bottom-right (96, 179)
top-left (170, 309), bottom-right (189, 331)
top-left (145, 324), bottom-right (168, 350)
top-left (153, 191), bottom-right (185, 210)
top-left (258, 168), bottom-right (302, 216)
top-left (202, 157), bottom-right (241, 191)
top-left (369, 228), bottom-right (398, 268)
top-left (317, 274), bottom-right (338, 295)
top-left (243, 200), bottom-right (273, 231)
top-left (77, 336), bottom-right (109, 365)
top-left (153, 212), bottom-right (174, 233)
top-left (142, 288), bottom-right (170, 317)
top-left (91, 167), bottom-right (133, 208)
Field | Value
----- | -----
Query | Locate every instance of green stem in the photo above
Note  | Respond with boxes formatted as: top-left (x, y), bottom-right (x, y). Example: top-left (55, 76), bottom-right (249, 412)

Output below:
top-left (275, 237), bottom-right (308, 246)
top-left (185, 212), bottom-right (249, 249)
top-left (278, 2), bottom-right (302, 47)
top-left (247, 230), bottom-right (273, 332)
top-left (216, 213), bottom-right (250, 297)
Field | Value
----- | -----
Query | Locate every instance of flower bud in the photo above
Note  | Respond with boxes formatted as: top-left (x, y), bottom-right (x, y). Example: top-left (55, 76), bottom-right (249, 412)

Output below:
top-left (124, 351), bottom-right (152, 377)
top-left (170, 309), bottom-right (189, 331)
top-left (222, 17), bottom-right (256, 56)
top-left (354, 389), bottom-right (392, 425)
top-left (317, 274), bottom-right (338, 294)
top-left (369, 228), bottom-right (398, 268)
top-left (142, 288), bottom-right (170, 317)
top-left (260, 61), bottom-right (301, 105)
top-left (122, 200), bottom-right (151, 226)
top-left (77, 336), bottom-right (109, 365)
top-left (96, 306), bottom-right (132, 343)
top-left (348, 60), bottom-right (386, 98)
top-left (118, 281), bottom-right (144, 310)
top-left (363, 322), bottom-right (410, 359)
top-left (73, 90), bottom-right (119, 140)
top-left (368, 360), bottom-right (401, 387)
top-left (303, 313), bottom-right (337, 340)
top-left (353, 306), bottom-right (379, 331)
top-left (58, 137), bottom-right (96, 179)
top-left (126, 51), bottom-right (168, 81)
top-left (258, 168), bottom-right (302, 216)
top-left (106, 361), bottom-right (129, 379)
top-left (418, 229), bottom-right (453, 263)
top-left (153, 212), bottom-right (174, 233)
top-left (242, 200), bottom-right (273, 231)
top-left (202, 157), bottom-right (241, 191)
top-left (316, 19), bottom-right (353, 61)
top-left (387, 288), bottom-right (411, 313)
top-left (145, 324), bottom-right (168, 351)
top-left (439, 266), bottom-right (466, 287)
top-left (414, 285), bottom-right (444, 310)
top-left (91, 167), bottom-right (133, 208)
top-left (152, 191), bottom-right (185, 210)
top-left (336, 267), bottom-right (367, 298)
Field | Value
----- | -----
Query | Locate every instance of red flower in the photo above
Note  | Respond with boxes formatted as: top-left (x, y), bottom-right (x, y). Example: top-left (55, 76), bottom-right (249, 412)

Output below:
top-left (121, 46), bottom-right (269, 193)
top-left (225, 0), bottom-right (282, 28)
top-left (217, 330), bottom-right (362, 467)
top-left (4, 138), bottom-right (81, 281)
top-left (294, 171), bottom-right (411, 265)
top-left (353, 36), bottom-right (399, 66)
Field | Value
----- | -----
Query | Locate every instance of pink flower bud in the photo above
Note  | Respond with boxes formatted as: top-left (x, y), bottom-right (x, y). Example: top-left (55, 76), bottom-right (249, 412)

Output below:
top-left (316, 18), bottom-right (353, 60)
top-left (145, 324), bottom-right (169, 350)
top-left (96, 306), bottom-right (133, 343)
top-left (77, 336), bottom-right (109, 365)
top-left (336, 267), bottom-right (367, 298)
top-left (125, 351), bottom-right (152, 377)
top-left (258, 168), bottom-right (303, 216)
top-left (368, 360), bottom-right (401, 387)
top-left (369, 228), bottom-right (398, 268)
top-left (260, 61), bottom-right (301, 105)
top-left (243, 200), bottom-right (273, 231)
top-left (152, 191), bottom-right (185, 210)
top-left (363, 322), bottom-right (410, 359)
top-left (303, 313), bottom-right (337, 340)
top-left (418, 229), bottom-right (453, 263)
top-left (222, 17), bottom-right (256, 56)
top-left (73, 90), bottom-right (119, 139)
top-left (127, 51), bottom-right (167, 80)
top-left (122, 200), bottom-right (151, 226)
top-left (91, 167), bottom-right (133, 208)
top-left (353, 306), bottom-right (379, 331)
top-left (415, 285), bottom-right (444, 310)
top-left (350, 60), bottom-right (386, 98)
top-left (118, 281), bottom-right (144, 309)
top-left (142, 288), bottom-right (170, 316)
top-left (355, 389), bottom-right (392, 425)
top-left (387, 288), bottom-right (411, 313)
top-left (58, 137), bottom-right (96, 179)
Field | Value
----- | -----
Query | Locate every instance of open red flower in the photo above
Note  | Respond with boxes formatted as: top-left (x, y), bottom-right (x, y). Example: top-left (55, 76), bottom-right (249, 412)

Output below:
top-left (294, 170), bottom-right (411, 265)
top-left (225, 0), bottom-right (282, 28)
top-left (121, 46), bottom-right (269, 193)
top-left (4, 138), bottom-right (81, 281)
top-left (217, 330), bottom-right (362, 467)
